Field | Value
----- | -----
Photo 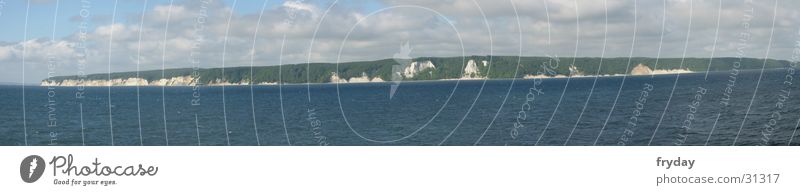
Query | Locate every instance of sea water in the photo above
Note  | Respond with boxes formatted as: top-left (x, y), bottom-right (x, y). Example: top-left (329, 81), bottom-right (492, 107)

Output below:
top-left (2, 69), bottom-right (798, 146)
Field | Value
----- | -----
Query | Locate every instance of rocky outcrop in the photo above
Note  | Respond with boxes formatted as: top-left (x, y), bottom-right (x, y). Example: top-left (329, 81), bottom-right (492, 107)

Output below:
top-left (346, 73), bottom-right (374, 83)
top-left (330, 72), bottom-right (384, 83)
top-left (461, 59), bottom-right (485, 79)
top-left (41, 76), bottom-right (198, 86)
top-left (402, 61), bottom-right (436, 78)
top-left (330, 72), bottom-right (347, 83)
top-left (630, 64), bottom-right (653, 75)
top-left (39, 76), bottom-right (282, 86)
top-left (521, 64), bottom-right (691, 79)
top-left (569, 65), bottom-right (584, 76)
top-left (630, 64), bottom-right (692, 75)
top-left (207, 78), bottom-right (252, 86)
top-left (150, 76), bottom-right (196, 86)
top-left (651, 68), bottom-right (692, 75)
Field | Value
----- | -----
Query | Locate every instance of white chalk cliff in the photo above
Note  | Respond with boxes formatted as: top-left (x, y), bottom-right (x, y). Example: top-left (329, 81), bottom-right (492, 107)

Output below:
top-left (41, 76), bottom-right (199, 86)
top-left (569, 65), bottom-right (584, 76)
top-left (402, 61), bottom-right (436, 78)
top-left (522, 64), bottom-right (692, 79)
top-left (39, 76), bottom-right (279, 86)
top-left (330, 72), bottom-right (384, 83)
top-left (461, 59), bottom-right (485, 79)
top-left (630, 64), bottom-right (692, 75)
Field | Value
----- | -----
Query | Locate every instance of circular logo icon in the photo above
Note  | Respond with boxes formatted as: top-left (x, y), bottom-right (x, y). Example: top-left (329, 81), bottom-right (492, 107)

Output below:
top-left (20, 155), bottom-right (45, 183)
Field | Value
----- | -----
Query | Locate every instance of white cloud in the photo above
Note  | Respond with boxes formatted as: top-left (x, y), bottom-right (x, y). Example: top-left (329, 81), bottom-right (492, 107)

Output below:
top-left (0, 46), bottom-right (13, 61)
top-left (282, 0), bottom-right (318, 16)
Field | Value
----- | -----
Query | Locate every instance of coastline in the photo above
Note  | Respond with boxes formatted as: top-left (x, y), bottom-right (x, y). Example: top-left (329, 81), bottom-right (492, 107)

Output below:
top-left (39, 70), bottom-right (707, 87)
top-left (38, 56), bottom-right (795, 87)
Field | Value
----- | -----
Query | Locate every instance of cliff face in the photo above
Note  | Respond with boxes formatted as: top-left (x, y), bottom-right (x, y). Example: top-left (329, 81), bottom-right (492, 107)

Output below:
top-left (521, 64), bottom-right (693, 79)
top-left (41, 56), bottom-right (768, 87)
top-left (329, 60), bottom-right (438, 83)
top-left (569, 65), bottom-right (584, 76)
top-left (402, 61), bottom-right (436, 78)
top-left (41, 76), bottom-right (196, 86)
top-left (630, 64), bottom-right (692, 75)
top-left (329, 72), bottom-right (384, 83)
top-left (461, 60), bottom-right (486, 79)
top-left (39, 76), bottom-right (268, 86)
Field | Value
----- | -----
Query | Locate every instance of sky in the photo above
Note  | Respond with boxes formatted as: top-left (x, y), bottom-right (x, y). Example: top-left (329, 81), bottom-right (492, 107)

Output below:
top-left (0, 0), bottom-right (798, 83)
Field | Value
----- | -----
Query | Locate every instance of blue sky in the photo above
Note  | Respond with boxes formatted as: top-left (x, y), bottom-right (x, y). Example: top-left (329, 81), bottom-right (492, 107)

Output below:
top-left (1, 0), bottom-right (146, 42)
top-left (0, 0), bottom-right (385, 42)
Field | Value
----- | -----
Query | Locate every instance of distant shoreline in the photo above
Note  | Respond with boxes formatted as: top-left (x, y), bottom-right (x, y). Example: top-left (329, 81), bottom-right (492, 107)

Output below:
top-left (39, 54), bottom-right (791, 87)
top-left (36, 68), bottom-right (789, 88)
top-left (35, 70), bottom-right (726, 87)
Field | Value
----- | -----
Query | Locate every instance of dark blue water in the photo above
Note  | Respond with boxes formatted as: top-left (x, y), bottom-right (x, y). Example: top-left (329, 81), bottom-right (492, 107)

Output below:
top-left (2, 69), bottom-right (799, 146)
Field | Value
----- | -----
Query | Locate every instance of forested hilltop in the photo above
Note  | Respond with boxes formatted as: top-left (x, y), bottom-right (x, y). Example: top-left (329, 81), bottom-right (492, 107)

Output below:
top-left (43, 56), bottom-right (792, 86)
